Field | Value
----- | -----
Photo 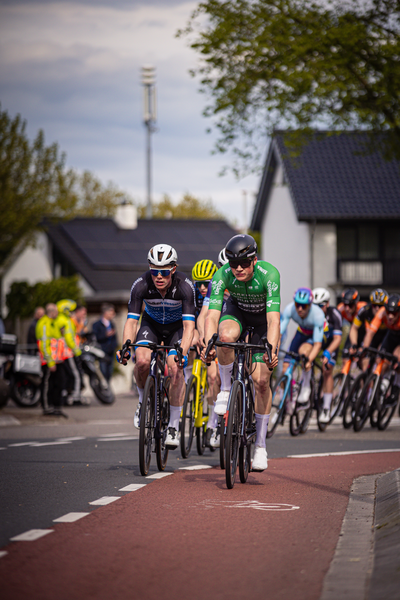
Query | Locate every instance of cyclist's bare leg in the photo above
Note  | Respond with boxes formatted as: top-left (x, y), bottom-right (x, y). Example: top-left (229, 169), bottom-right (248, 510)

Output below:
top-left (206, 360), bottom-right (219, 404)
top-left (167, 354), bottom-right (185, 407)
top-left (134, 346), bottom-right (152, 389)
top-left (217, 319), bottom-right (240, 365)
top-left (252, 361), bottom-right (273, 414)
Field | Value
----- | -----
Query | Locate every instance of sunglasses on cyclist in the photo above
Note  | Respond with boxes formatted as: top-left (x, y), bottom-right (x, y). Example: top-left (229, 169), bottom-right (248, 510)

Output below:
top-left (150, 268), bottom-right (173, 277)
top-left (195, 281), bottom-right (210, 287)
top-left (295, 302), bottom-right (310, 309)
top-left (229, 258), bottom-right (253, 269)
top-left (386, 308), bottom-right (400, 315)
top-left (344, 301), bottom-right (356, 309)
top-left (318, 303), bottom-right (327, 308)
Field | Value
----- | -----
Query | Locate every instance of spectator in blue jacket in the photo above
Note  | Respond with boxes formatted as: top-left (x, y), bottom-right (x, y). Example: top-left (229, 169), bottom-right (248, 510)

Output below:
top-left (92, 303), bottom-right (118, 382)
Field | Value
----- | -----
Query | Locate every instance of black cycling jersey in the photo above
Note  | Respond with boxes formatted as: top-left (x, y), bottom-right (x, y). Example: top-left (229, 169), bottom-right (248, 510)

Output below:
top-left (127, 271), bottom-right (196, 325)
top-left (323, 306), bottom-right (343, 341)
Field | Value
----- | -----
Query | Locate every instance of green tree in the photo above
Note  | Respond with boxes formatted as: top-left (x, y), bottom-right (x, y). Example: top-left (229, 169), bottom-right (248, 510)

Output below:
top-left (5, 275), bottom-right (84, 321)
top-left (179, 0), bottom-right (400, 175)
top-left (0, 106), bottom-right (132, 270)
top-left (137, 192), bottom-right (224, 219)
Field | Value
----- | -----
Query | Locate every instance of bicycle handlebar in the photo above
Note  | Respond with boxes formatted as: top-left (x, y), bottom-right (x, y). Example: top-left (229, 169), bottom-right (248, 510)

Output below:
top-left (205, 333), bottom-right (274, 371)
top-left (361, 346), bottom-right (399, 364)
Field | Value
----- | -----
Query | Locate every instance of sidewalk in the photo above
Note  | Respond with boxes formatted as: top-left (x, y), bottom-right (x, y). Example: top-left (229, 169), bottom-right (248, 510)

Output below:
top-left (322, 468), bottom-right (400, 600)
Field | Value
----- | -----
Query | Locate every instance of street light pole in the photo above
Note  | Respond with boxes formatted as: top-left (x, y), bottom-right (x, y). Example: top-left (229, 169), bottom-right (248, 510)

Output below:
top-left (141, 65), bottom-right (157, 219)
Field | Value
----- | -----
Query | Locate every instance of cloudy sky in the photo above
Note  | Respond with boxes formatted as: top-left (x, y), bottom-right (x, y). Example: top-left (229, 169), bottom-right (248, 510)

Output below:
top-left (0, 0), bottom-right (263, 227)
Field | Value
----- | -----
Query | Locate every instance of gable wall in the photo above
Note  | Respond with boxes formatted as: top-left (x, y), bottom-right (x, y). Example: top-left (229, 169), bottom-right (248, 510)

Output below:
top-left (260, 162), bottom-right (310, 309)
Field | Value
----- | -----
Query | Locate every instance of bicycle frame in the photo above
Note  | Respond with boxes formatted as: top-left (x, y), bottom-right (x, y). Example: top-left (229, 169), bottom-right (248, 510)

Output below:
top-left (224, 346), bottom-right (255, 444)
top-left (191, 355), bottom-right (209, 429)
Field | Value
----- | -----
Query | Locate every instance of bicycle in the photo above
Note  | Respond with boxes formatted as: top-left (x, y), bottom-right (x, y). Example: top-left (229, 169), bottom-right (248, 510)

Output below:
top-left (341, 350), bottom-right (373, 429)
top-left (120, 339), bottom-right (183, 476)
top-left (353, 347), bottom-right (399, 432)
top-left (205, 329), bottom-right (272, 489)
top-left (318, 349), bottom-right (356, 429)
top-left (268, 350), bottom-right (306, 438)
top-left (180, 346), bottom-right (214, 458)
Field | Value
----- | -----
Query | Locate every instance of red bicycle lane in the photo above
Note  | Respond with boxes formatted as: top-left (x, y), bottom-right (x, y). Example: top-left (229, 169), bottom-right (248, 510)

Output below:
top-left (1, 451), bottom-right (399, 600)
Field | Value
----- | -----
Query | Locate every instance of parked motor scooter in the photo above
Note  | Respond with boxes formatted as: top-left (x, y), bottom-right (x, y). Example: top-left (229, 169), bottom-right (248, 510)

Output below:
top-left (80, 339), bottom-right (115, 404)
top-left (0, 334), bottom-right (42, 408)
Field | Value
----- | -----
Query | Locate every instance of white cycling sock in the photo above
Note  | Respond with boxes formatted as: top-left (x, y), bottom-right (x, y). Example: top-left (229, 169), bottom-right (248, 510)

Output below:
top-left (301, 369), bottom-right (311, 389)
top-left (169, 405), bottom-right (182, 430)
top-left (219, 362), bottom-right (234, 391)
top-left (323, 393), bottom-right (333, 410)
top-left (137, 387), bottom-right (144, 404)
top-left (255, 413), bottom-right (270, 448)
top-left (208, 404), bottom-right (218, 429)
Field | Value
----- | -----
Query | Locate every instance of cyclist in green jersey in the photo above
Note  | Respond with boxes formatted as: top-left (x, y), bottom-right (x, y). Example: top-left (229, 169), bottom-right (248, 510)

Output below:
top-left (201, 234), bottom-right (280, 471)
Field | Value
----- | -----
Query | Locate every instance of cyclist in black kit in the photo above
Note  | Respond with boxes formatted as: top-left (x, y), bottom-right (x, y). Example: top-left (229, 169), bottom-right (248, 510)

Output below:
top-left (312, 288), bottom-right (343, 423)
top-left (117, 244), bottom-right (196, 448)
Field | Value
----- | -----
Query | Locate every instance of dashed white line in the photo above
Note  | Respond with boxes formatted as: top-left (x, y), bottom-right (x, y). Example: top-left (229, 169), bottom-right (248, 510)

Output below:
top-left (0, 551), bottom-right (8, 558)
top-left (53, 512), bottom-right (90, 523)
top-left (8, 442), bottom-right (39, 447)
top-left (56, 437), bottom-right (86, 442)
top-left (288, 448), bottom-right (400, 458)
top-left (30, 441), bottom-right (72, 447)
top-left (89, 496), bottom-right (121, 505)
top-left (119, 483), bottom-right (147, 491)
top-left (146, 472), bottom-right (173, 479)
top-left (10, 529), bottom-right (54, 542)
top-left (97, 436), bottom-right (135, 442)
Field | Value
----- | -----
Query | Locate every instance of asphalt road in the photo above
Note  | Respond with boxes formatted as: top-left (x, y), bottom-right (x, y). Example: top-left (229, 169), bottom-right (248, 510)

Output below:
top-left (0, 392), bottom-right (399, 600)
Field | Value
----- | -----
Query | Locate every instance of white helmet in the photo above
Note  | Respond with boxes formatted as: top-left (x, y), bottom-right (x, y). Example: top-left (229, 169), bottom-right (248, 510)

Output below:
top-left (147, 244), bottom-right (177, 267)
top-left (218, 248), bottom-right (228, 267)
top-left (312, 287), bottom-right (330, 305)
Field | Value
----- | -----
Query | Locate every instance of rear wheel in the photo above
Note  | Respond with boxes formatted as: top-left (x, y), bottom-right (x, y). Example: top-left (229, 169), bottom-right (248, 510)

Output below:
top-left (180, 376), bottom-right (196, 458)
top-left (225, 381), bottom-right (242, 489)
top-left (11, 376), bottom-right (41, 407)
top-left (155, 384), bottom-right (170, 471)
top-left (353, 373), bottom-right (377, 432)
top-left (267, 375), bottom-right (289, 438)
top-left (139, 377), bottom-right (154, 476)
top-left (377, 382), bottom-right (398, 431)
top-left (290, 381), bottom-right (314, 436)
top-left (343, 372), bottom-right (366, 429)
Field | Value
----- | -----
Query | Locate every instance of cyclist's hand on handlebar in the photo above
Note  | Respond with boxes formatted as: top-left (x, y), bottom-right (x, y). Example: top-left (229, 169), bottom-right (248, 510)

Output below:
top-left (175, 354), bottom-right (188, 369)
top-left (201, 346), bottom-right (216, 363)
top-left (263, 352), bottom-right (278, 369)
top-left (116, 339), bottom-right (132, 366)
top-left (304, 359), bottom-right (312, 372)
top-left (349, 344), bottom-right (358, 356)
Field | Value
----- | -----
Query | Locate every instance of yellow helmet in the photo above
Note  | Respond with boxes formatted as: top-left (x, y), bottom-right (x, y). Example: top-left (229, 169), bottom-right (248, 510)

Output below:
top-left (192, 259), bottom-right (217, 282)
top-left (56, 299), bottom-right (77, 316)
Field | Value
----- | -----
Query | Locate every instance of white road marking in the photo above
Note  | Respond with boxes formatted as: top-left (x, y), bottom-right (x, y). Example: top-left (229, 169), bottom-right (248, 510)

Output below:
top-left (10, 529), bottom-right (54, 542)
top-left (53, 512), bottom-right (90, 523)
top-left (30, 441), bottom-right (72, 447)
top-left (119, 483), bottom-right (147, 491)
top-left (179, 465), bottom-right (213, 470)
top-left (8, 441), bottom-right (39, 447)
top-left (56, 437), bottom-right (86, 442)
top-left (0, 415), bottom-right (21, 426)
top-left (98, 432), bottom-right (132, 437)
top-left (198, 500), bottom-right (300, 511)
top-left (0, 551), bottom-right (8, 558)
top-left (88, 420), bottom-right (131, 425)
top-left (97, 436), bottom-right (135, 442)
top-left (147, 472), bottom-right (173, 479)
top-left (0, 447), bottom-right (7, 450)
top-left (89, 496), bottom-right (121, 505)
top-left (288, 448), bottom-right (400, 458)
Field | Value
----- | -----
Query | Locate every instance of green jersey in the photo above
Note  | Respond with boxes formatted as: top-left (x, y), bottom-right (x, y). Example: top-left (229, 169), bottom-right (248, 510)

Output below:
top-left (209, 261), bottom-right (280, 314)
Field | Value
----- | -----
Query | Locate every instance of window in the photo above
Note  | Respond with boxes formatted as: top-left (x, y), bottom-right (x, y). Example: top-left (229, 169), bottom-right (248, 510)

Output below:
top-left (337, 224), bottom-right (379, 260)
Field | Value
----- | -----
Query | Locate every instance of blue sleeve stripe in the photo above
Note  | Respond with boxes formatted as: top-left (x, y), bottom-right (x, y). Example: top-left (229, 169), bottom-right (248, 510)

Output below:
top-left (127, 313), bottom-right (140, 320)
top-left (182, 314), bottom-right (195, 322)
top-left (333, 330), bottom-right (342, 336)
top-left (136, 341), bottom-right (150, 346)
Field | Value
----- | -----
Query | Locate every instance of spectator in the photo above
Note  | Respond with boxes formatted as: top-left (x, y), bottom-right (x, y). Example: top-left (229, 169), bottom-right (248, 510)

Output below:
top-left (27, 307), bottom-right (45, 354)
top-left (92, 303), bottom-right (117, 382)
top-left (0, 314), bottom-right (5, 337)
top-left (72, 305), bottom-right (88, 343)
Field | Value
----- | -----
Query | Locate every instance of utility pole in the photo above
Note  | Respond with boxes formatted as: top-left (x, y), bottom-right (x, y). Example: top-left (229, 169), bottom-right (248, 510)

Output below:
top-left (141, 65), bottom-right (157, 219)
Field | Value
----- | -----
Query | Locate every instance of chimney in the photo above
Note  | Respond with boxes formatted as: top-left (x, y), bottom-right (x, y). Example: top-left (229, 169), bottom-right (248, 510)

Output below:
top-left (114, 201), bottom-right (138, 229)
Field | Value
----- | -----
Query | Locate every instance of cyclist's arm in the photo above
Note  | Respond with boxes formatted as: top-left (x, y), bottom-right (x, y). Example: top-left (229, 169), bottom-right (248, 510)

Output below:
top-left (349, 322), bottom-right (359, 347)
top-left (196, 303), bottom-right (208, 347)
top-left (201, 308), bottom-right (221, 362)
top-left (266, 310), bottom-right (280, 368)
top-left (326, 333), bottom-right (341, 355)
top-left (181, 320), bottom-right (195, 358)
top-left (280, 303), bottom-right (293, 336)
top-left (363, 307), bottom-right (385, 348)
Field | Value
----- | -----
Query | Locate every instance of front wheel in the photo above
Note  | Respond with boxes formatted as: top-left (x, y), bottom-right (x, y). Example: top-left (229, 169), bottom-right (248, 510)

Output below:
top-left (290, 381), bottom-right (314, 436)
top-left (219, 417), bottom-right (225, 470)
top-left (353, 373), bottom-right (377, 432)
top-left (89, 374), bottom-right (115, 404)
top-left (155, 385), bottom-right (170, 471)
top-left (377, 382), bottom-right (398, 431)
top-left (139, 377), bottom-right (154, 476)
top-left (343, 372), bottom-right (366, 429)
top-left (239, 391), bottom-right (254, 483)
top-left (267, 375), bottom-right (289, 438)
top-left (180, 376), bottom-right (196, 458)
top-left (225, 381), bottom-right (242, 489)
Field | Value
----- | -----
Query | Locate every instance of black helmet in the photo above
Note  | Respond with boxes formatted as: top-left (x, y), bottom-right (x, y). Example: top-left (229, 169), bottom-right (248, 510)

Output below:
top-left (369, 288), bottom-right (388, 306)
top-left (341, 288), bottom-right (359, 305)
top-left (385, 293), bottom-right (400, 313)
top-left (225, 234), bottom-right (257, 260)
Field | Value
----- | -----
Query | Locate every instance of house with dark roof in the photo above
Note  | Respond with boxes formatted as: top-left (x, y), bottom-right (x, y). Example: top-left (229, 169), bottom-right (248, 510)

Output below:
top-left (250, 131), bottom-right (400, 307)
top-left (2, 204), bottom-right (237, 315)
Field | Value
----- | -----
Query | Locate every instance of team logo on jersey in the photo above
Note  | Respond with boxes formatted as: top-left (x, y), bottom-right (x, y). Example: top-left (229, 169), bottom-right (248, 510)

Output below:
top-left (257, 265), bottom-right (267, 275)
top-left (212, 280), bottom-right (224, 295)
top-left (143, 331), bottom-right (149, 338)
top-left (172, 286), bottom-right (177, 298)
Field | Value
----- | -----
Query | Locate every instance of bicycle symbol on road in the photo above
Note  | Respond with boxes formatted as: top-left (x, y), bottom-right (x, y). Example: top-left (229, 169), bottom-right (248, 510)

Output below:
top-left (197, 500), bottom-right (300, 511)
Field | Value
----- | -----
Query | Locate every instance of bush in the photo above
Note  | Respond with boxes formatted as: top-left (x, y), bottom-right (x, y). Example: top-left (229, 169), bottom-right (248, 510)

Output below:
top-left (6, 275), bottom-right (84, 320)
